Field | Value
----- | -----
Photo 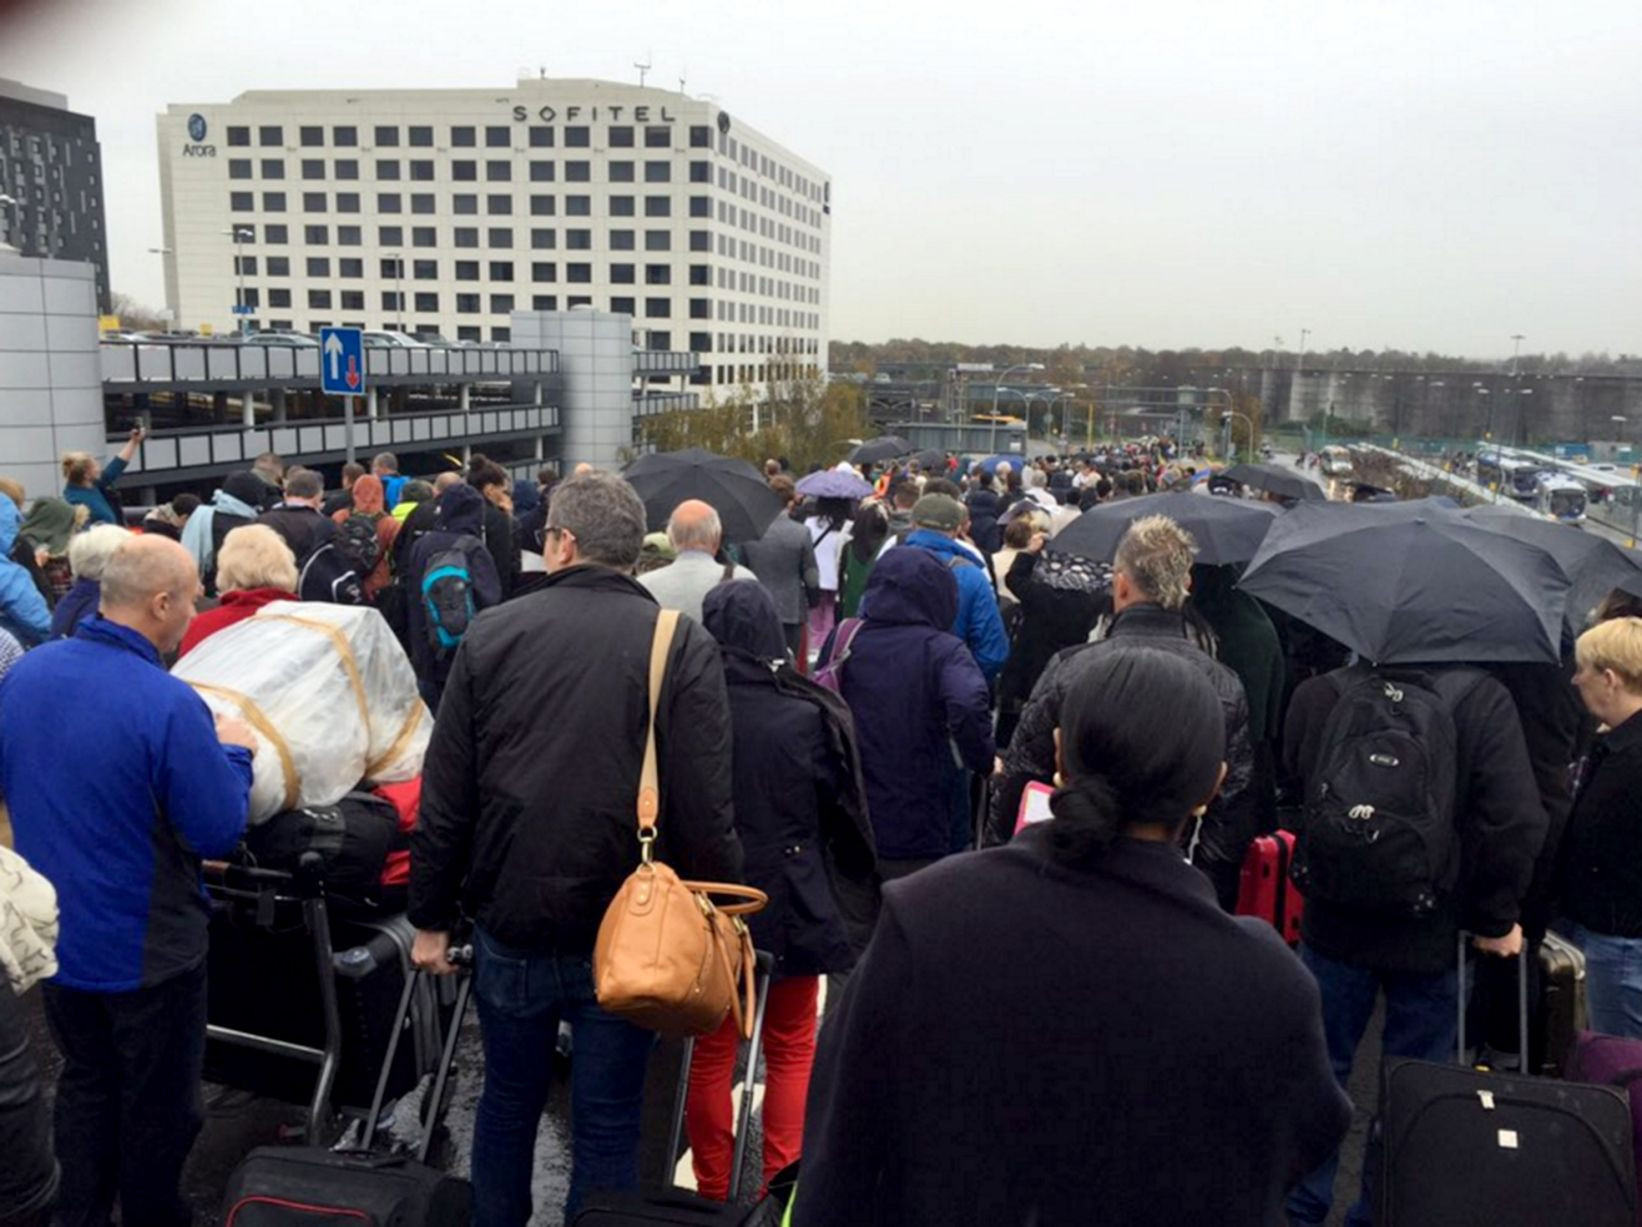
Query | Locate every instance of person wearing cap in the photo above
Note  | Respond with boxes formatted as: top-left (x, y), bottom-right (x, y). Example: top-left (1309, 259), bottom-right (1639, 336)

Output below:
top-left (901, 493), bottom-right (1009, 683)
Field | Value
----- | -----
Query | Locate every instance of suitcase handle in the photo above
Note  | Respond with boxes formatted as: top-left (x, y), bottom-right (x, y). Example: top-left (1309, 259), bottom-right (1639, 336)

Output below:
top-left (359, 945), bottom-right (473, 1157)
top-left (1456, 931), bottom-right (1529, 1073)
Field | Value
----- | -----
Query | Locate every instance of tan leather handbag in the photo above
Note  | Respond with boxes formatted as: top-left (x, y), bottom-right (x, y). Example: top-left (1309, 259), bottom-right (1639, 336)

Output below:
top-left (593, 608), bottom-right (767, 1039)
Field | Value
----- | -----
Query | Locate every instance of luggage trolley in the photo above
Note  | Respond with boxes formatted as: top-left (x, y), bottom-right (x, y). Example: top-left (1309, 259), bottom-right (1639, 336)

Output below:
top-left (201, 851), bottom-right (457, 1148)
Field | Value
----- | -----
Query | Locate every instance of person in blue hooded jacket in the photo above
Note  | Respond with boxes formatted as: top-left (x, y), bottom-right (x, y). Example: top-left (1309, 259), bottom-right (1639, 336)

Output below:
top-left (0, 534), bottom-right (255, 1227)
top-left (821, 546), bottom-right (994, 879)
top-left (897, 493), bottom-right (1009, 683)
top-left (0, 496), bottom-right (50, 646)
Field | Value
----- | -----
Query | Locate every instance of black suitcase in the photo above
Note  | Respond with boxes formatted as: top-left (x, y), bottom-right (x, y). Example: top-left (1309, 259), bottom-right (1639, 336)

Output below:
top-left (221, 966), bottom-right (473, 1227)
top-left (1381, 936), bottom-right (1636, 1226)
top-left (575, 955), bottom-right (781, 1226)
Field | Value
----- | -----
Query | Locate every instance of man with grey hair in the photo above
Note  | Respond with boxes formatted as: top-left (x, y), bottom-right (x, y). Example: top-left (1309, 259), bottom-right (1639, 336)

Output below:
top-left (638, 498), bottom-right (757, 624)
top-left (0, 534), bottom-right (255, 1227)
top-left (50, 522), bottom-right (129, 640)
top-left (991, 514), bottom-right (1256, 905)
top-left (258, 466), bottom-right (334, 562)
top-left (411, 470), bottom-right (741, 1225)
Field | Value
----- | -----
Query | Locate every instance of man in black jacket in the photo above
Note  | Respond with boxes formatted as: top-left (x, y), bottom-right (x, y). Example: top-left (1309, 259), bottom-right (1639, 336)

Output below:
top-left (1282, 661), bottom-right (1546, 1226)
top-left (257, 467), bottom-right (333, 562)
top-left (403, 482), bottom-right (501, 711)
top-left (409, 470), bottom-right (742, 1226)
top-left (991, 515), bottom-right (1255, 904)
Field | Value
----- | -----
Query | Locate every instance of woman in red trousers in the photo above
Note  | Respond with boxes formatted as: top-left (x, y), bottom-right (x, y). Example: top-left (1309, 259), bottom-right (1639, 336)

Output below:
top-left (693, 581), bottom-right (880, 1200)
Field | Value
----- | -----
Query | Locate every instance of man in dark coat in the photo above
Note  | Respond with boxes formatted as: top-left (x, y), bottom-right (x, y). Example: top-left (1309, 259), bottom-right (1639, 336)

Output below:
top-left (740, 475), bottom-right (820, 661)
top-left (992, 515), bottom-right (1256, 906)
top-left (404, 482), bottom-right (502, 710)
top-left (822, 546), bottom-right (993, 879)
top-left (257, 467), bottom-right (334, 562)
top-left (1283, 659), bottom-right (1546, 1225)
top-left (963, 470), bottom-right (1003, 555)
top-left (409, 470), bottom-right (742, 1225)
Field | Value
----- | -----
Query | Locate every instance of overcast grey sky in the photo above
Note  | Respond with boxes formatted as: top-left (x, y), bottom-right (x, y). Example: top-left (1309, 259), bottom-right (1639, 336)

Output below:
top-left (3, 0), bottom-right (1637, 358)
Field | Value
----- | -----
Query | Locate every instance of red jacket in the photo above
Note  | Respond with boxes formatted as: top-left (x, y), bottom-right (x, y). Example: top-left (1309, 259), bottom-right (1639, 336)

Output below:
top-left (178, 587), bottom-right (294, 658)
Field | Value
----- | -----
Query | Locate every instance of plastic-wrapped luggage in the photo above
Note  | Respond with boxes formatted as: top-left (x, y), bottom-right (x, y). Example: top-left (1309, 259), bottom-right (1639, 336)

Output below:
top-left (173, 603), bottom-right (432, 823)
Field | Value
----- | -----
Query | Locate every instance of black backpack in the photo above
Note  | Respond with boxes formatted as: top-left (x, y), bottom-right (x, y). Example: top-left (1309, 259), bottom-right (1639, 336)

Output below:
top-left (296, 541), bottom-right (366, 606)
top-left (241, 792), bottom-right (405, 905)
top-left (1291, 667), bottom-right (1485, 917)
top-left (335, 511), bottom-right (384, 576)
top-left (420, 545), bottom-right (475, 654)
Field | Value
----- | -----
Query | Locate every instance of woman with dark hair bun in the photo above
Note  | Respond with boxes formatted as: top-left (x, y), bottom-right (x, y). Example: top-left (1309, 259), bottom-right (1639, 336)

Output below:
top-left (794, 646), bottom-right (1350, 1227)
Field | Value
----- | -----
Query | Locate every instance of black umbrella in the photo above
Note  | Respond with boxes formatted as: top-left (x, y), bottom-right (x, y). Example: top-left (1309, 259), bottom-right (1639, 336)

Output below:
top-left (1052, 491), bottom-right (1281, 566)
top-left (848, 436), bottom-right (912, 466)
top-left (1463, 505), bottom-right (1642, 627)
top-left (622, 448), bottom-right (785, 543)
top-left (1221, 462), bottom-right (1328, 502)
top-left (913, 448), bottom-right (946, 471)
top-left (1239, 503), bottom-right (1570, 664)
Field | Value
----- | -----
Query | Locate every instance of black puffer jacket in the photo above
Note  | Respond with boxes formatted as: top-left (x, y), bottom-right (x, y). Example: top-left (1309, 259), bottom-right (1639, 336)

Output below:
top-left (991, 603), bottom-right (1256, 905)
top-left (409, 563), bottom-right (743, 953)
top-left (702, 582), bottom-right (880, 976)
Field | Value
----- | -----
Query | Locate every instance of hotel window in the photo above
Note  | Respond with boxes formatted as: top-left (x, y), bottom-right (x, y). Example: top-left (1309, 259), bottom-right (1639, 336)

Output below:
top-left (408, 126), bottom-right (433, 147)
top-left (451, 126), bottom-right (476, 147)
top-left (565, 126), bottom-right (590, 147)
top-left (645, 126), bottom-right (669, 148)
top-left (529, 161), bottom-right (555, 182)
top-left (528, 126), bottom-right (554, 147)
top-left (645, 161), bottom-right (671, 184)
top-left (485, 126), bottom-right (510, 148)
top-left (259, 125), bottom-right (283, 147)
top-left (335, 159), bottom-right (359, 180)
top-left (374, 126), bottom-right (399, 147)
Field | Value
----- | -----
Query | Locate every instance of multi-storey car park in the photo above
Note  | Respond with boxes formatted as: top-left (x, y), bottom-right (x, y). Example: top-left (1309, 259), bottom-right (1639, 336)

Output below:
top-left (155, 77), bottom-right (830, 394)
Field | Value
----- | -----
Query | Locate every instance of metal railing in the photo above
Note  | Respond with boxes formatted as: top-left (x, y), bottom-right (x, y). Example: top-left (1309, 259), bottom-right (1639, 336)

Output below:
top-left (119, 401), bottom-right (561, 477)
top-left (631, 391), bottom-right (700, 418)
top-left (633, 349), bottom-right (700, 375)
top-left (100, 339), bottom-right (559, 387)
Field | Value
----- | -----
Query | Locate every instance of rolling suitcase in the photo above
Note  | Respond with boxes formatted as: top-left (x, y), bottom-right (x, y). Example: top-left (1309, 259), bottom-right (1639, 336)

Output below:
top-left (1380, 935), bottom-right (1636, 1226)
top-left (221, 962), bottom-right (474, 1227)
top-left (1235, 829), bottom-right (1303, 945)
top-left (575, 955), bottom-right (779, 1226)
top-left (1538, 930), bottom-right (1588, 1077)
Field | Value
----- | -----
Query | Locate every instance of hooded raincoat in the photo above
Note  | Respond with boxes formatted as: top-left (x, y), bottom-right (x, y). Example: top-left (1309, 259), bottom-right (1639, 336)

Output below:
top-left (823, 548), bottom-right (994, 861)
top-left (702, 581), bottom-right (879, 974)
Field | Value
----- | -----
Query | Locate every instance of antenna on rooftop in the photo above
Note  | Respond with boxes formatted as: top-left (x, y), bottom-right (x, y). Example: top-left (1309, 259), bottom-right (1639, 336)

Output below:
top-left (679, 66), bottom-right (688, 94)
top-left (538, 66), bottom-right (547, 80)
top-left (634, 54), bottom-right (652, 87)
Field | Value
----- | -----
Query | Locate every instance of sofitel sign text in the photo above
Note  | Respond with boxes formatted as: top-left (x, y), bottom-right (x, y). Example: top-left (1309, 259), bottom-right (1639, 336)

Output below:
top-left (511, 104), bottom-right (675, 123)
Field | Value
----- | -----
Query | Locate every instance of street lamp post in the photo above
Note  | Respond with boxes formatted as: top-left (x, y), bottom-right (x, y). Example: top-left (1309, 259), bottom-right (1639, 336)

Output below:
top-left (989, 362), bottom-right (1043, 454)
top-left (221, 227), bottom-right (253, 336)
top-left (384, 250), bottom-right (404, 331)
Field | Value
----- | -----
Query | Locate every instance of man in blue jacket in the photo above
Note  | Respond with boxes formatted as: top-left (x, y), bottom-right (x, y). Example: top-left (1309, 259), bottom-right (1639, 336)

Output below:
top-left (0, 534), bottom-right (255, 1227)
top-left (899, 493), bottom-right (1009, 683)
top-left (0, 496), bottom-right (50, 646)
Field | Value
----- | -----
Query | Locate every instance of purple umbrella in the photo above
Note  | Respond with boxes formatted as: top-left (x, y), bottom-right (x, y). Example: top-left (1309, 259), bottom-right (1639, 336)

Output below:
top-left (796, 469), bottom-right (873, 500)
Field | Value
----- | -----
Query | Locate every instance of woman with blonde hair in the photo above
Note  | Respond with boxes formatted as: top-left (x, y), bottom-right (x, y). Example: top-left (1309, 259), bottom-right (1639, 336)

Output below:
top-left (1556, 616), bottom-right (1642, 1037)
top-left (61, 428), bottom-right (143, 526)
top-left (177, 525), bottom-right (298, 658)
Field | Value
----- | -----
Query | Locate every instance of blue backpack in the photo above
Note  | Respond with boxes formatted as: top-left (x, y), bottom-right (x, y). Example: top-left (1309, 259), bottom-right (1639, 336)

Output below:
top-left (420, 547), bottom-right (475, 653)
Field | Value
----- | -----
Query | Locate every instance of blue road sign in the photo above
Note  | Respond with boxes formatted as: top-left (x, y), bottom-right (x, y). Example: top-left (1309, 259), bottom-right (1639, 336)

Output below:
top-left (320, 326), bottom-right (366, 397)
top-left (230, 304), bottom-right (254, 315)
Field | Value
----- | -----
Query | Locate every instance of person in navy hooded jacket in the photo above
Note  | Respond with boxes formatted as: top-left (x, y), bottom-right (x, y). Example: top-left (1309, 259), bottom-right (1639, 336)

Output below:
top-left (0, 535), bottom-right (255, 1227)
top-left (820, 546), bottom-right (994, 879)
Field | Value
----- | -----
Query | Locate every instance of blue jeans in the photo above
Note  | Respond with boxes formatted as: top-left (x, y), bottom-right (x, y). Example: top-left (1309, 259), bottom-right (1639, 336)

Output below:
top-left (1561, 921), bottom-right (1642, 1039)
top-left (470, 928), bottom-right (655, 1226)
top-left (1285, 944), bottom-right (1458, 1227)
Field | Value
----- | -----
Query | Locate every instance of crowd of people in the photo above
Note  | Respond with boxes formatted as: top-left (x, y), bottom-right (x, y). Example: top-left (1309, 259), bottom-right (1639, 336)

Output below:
top-left (0, 432), bottom-right (1639, 1227)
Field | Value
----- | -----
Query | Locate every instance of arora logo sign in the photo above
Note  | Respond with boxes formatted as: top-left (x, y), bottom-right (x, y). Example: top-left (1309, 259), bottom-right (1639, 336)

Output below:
top-left (183, 112), bottom-right (216, 158)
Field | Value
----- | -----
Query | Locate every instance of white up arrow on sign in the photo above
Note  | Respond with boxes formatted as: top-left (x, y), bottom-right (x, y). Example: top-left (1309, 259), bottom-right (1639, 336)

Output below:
top-left (324, 331), bottom-right (344, 381)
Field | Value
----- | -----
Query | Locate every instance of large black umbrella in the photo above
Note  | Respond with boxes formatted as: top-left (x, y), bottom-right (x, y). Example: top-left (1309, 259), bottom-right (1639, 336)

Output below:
top-left (622, 448), bottom-right (785, 543)
top-left (912, 448), bottom-right (946, 471)
top-left (1239, 503), bottom-right (1570, 664)
top-left (1221, 462), bottom-right (1327, 502)
top-left (1463, 504), bottom-right (1642, 627)
top-left (848, 436), bottom-right (912, 466)
top-left (1053, 491), bottom-right (1281, 566)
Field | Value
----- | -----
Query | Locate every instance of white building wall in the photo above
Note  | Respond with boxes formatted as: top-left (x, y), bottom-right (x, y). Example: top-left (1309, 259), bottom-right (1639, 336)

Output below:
top-left (156, 79), bottom-right (830, 395)
top-left (0, 254), bottom-right (104, 498)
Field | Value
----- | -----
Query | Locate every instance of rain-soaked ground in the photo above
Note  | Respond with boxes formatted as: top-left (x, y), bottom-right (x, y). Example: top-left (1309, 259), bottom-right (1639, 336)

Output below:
top-left (19, 983), bottom-right (1370, 1227)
